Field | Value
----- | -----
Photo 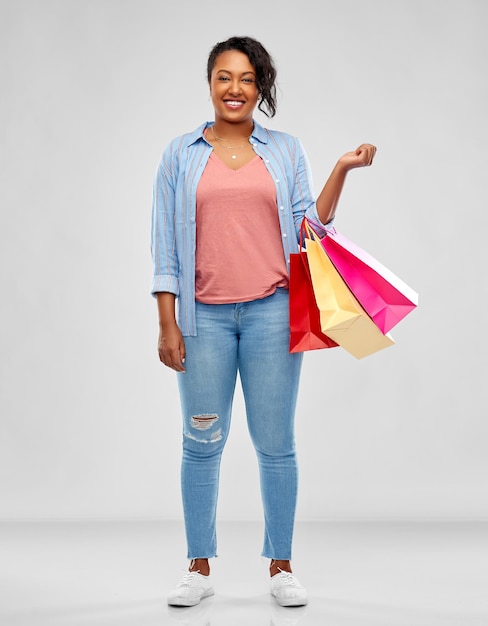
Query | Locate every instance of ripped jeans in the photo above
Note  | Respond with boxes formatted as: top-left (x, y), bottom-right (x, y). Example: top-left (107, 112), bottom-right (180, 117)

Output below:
top-left (177, 288), bottom-right (303, 560)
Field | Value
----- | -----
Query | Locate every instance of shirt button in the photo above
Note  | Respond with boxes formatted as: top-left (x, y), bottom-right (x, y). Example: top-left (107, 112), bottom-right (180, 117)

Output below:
top-left (279, 206), bottom-right (284, 211)
top-left (283, 233), bottom-right (287, 238)
top-left (276, 179), bottom-right (280, 183)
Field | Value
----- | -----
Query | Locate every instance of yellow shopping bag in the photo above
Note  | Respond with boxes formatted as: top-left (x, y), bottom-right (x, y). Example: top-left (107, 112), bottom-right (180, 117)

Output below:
top-left (305, 228), bottom-right (395, 359)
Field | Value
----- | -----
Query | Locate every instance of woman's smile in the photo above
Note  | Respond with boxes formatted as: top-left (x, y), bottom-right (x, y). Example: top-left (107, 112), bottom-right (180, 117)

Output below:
top-left (224, 99), bottom-right (245, 108)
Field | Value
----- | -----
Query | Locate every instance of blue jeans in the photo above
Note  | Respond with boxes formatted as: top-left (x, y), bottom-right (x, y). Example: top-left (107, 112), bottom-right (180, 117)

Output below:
top-left (177, 288), bottom-right (303, 560)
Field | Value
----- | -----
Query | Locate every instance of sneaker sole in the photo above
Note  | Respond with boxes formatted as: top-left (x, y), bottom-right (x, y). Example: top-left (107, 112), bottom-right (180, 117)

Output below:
top-left (168, 587), bottom-right (214, 607)
top-left (272, 594), bottom-right (308, 607)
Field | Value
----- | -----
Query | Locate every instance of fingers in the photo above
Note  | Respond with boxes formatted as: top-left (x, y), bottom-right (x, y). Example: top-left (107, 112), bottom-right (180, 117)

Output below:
top-left (338, 144), bottom-right (378, 171)
top-left (158, 341), bottom-right (186, 372)
top-left (356, 143), bottom-right (377, 166)
top-left (176, 347), bottom-right (186, 372)
top-left (159, 349), bottom-right (186, 372)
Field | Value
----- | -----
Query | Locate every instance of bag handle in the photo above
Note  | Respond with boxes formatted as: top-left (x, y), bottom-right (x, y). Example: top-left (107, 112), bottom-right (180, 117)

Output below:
top-left (299, 217), bottom-right (321, 248)
top-left (302, 216), bottom-right (337, 238)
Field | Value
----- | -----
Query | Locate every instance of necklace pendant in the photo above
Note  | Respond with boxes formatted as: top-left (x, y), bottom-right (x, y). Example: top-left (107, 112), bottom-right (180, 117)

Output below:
top-left (231, 154), bottom-right (237, 159)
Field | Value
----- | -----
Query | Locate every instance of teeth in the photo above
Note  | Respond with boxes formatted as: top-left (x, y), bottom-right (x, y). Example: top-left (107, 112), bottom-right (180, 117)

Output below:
top-left (226, 101), bottom-right (243, 106)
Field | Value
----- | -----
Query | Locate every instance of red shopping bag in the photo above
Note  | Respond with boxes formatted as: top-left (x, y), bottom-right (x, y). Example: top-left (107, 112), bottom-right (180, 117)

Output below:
top-left (308, 220), bottom-right (418, 334)
top-left (289, 242), bottom-right (338, 353)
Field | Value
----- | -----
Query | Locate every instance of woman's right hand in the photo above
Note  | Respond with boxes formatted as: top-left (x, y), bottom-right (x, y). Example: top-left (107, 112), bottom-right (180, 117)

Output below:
top-left (158, 321), bottom-right (186, 372)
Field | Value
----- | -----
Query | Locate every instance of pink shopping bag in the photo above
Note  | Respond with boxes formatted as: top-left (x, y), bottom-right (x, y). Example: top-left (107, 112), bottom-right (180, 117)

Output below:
top-left (316, 224), bottom-right (418, 334)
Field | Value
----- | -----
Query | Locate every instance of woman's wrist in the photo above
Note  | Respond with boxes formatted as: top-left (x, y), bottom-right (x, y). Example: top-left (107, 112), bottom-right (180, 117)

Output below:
top-left (333, 158), bottom-right (351, 176)
top-left (156, 292), bottom-right (177, 329)
top-left (159, 317), bottom-right (178, 330)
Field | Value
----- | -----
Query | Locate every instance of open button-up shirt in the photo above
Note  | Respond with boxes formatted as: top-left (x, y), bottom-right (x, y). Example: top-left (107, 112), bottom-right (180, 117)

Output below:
top-left (151, 119), bottom-right (332, 336)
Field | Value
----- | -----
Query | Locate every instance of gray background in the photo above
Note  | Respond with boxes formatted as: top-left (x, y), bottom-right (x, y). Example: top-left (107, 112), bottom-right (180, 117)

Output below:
top-left (1, 0), bottom-right (486, 523)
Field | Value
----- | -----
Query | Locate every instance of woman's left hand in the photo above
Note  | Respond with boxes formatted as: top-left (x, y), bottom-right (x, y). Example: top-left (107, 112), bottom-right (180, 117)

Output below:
top-left (338, 143), bottom-right (377, 170)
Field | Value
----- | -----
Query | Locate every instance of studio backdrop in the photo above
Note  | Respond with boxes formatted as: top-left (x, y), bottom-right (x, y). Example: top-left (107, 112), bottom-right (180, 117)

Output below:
top-left (1, 0), bottom-right (487, 522)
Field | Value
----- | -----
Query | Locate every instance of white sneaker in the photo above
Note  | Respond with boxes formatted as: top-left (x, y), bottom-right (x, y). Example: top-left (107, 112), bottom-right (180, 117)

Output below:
top-left (270, 570), bottom-right (308, 607)
top-left (167, 571), bottom-right (214, 607)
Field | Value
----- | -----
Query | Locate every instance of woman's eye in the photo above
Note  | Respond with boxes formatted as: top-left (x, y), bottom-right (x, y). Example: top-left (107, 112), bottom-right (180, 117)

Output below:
top-left (243, 78), bottom-right (255, 84)
top-left (217, 76), bottom-right (230, 81)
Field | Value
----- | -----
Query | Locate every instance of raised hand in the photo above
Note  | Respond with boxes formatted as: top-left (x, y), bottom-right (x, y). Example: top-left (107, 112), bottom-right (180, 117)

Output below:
top-left (338, 143), bottom-right (377, 170)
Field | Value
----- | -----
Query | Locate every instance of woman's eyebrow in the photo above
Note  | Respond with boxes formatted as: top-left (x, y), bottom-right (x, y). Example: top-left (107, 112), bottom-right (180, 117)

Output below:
top-left (215, 69), bottom-right (256, 76)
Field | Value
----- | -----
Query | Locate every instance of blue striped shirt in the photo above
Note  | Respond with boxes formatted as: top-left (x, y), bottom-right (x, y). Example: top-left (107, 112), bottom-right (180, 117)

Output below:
top-left (151, 119), bottom-right (333, 336)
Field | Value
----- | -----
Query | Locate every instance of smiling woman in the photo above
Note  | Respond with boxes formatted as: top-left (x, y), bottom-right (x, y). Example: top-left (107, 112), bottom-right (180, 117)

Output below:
top-left (150, 34), bottom-right (377, 609)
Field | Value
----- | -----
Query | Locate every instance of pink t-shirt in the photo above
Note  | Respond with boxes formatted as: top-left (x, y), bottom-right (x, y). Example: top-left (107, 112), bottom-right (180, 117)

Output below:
top-left (195, 152), bottom-right (289, 303)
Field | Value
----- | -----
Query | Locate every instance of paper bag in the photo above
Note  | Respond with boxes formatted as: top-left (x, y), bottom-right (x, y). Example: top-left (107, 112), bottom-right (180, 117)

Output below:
top-left (288, 246), bottom-right (338, 353)
top-left (305, 234), bottom-right (395, 359)
top-left (321, 228), bottom-right (418, 334)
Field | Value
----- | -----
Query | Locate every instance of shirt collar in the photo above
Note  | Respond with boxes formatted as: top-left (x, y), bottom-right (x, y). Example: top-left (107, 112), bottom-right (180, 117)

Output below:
top-left (187, 119), bottom-right (269, 147)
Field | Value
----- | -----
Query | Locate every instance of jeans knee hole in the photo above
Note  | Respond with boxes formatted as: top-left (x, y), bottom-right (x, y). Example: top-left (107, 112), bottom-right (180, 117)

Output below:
top-left (191, 413), bottom-right (219, 431)
top-left (185, 427), bottom-right (223, 444)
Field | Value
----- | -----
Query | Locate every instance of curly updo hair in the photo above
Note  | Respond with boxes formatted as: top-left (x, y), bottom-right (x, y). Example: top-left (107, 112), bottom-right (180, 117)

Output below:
top-left (207, 36), bottom-right (277, 118)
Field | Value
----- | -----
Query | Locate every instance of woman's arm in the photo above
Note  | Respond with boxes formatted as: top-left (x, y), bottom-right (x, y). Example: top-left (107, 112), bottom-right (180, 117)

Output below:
top-left (156, 292), bottom-right (186, 372)
top-left (316, 143), bottom-right (377, 224)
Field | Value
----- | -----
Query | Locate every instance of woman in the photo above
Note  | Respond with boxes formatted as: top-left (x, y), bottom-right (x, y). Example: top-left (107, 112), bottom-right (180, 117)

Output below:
top-left (151, 36), bottom-right (376, 607)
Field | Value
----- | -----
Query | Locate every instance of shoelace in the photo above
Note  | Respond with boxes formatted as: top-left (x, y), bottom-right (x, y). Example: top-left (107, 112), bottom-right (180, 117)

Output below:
top-left (177, 571), bottom-right (201, 587)
top-left (276, 570), bottom-right (298, 587)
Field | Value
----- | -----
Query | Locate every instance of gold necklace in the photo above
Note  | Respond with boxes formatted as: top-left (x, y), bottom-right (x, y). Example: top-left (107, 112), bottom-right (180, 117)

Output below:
top-left (211, 126), bottom-right (251, 159)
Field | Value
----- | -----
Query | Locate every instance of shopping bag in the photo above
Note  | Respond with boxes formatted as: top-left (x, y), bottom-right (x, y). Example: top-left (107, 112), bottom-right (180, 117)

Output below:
top-left (288, 243), bottom-right (338, 353)
top-left (304, 224), bottom-right (395, 359)
top-left (320, 227), bottom-right (418, 334)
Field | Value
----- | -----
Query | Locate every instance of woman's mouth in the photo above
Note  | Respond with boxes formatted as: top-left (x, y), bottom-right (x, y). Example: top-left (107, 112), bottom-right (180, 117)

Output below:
top-left (224, 100), bottom-right (245, 109)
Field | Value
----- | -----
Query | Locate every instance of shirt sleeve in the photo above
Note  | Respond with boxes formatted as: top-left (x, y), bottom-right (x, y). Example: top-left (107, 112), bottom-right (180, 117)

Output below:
top-left (150, 145), bottom-right (180, 297)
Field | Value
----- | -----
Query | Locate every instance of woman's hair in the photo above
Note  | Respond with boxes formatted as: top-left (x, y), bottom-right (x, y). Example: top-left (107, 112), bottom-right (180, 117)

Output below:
top-left (207, 36), bottom-right (277, 118)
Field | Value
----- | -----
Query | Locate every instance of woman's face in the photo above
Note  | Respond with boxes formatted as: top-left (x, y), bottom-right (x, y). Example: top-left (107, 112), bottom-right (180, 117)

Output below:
top-left (209, 50), bottom-right (259, 125)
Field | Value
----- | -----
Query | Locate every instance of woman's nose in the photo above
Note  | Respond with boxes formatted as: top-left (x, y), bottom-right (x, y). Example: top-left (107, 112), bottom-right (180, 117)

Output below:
top-left (228, 79), bottom-right (242, 95)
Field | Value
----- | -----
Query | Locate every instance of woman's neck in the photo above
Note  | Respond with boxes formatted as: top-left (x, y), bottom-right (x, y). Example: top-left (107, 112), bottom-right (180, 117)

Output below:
top-left (211, 121), bottom-right (253, 140)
